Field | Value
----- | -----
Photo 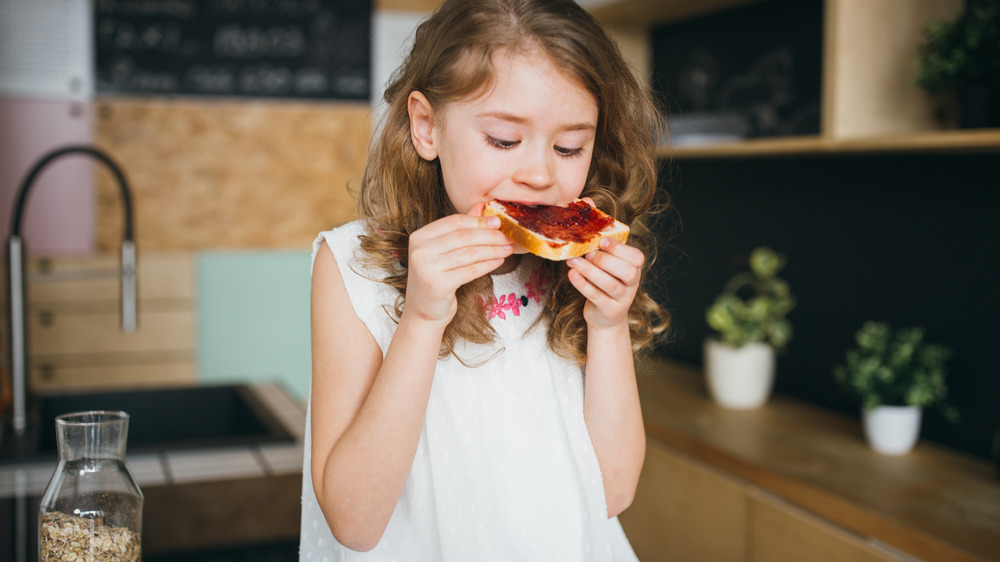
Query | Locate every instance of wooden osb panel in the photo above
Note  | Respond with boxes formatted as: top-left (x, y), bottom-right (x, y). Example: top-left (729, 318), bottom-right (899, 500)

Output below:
top-left (95, 99), bottom-right (370, 251)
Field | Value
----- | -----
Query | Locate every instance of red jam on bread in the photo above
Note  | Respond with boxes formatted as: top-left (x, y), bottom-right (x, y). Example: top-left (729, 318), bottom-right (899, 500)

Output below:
top-left (483, 199), bottom-right (629, 261)
top-left (493, 200), bottom-right (614, 246)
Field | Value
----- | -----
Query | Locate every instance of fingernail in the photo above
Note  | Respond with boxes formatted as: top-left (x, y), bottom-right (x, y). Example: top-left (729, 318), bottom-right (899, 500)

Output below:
top-left (487, 217), bottom-right (500, 227)
top-left (568, 258), bottom-right (581, 267)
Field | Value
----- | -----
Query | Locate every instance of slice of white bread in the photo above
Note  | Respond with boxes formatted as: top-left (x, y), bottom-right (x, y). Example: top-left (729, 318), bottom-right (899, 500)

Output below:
top-left (483, 199), bottom-right (629, 261)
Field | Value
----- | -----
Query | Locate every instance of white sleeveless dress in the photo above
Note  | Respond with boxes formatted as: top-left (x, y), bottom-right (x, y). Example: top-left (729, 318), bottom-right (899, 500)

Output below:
top-left (300, 221), bottom-right (639, 561)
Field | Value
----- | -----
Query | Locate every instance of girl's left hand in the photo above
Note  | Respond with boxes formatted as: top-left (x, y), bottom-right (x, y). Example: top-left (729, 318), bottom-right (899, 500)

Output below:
top-left (567, 236), bottom-right (644, 330)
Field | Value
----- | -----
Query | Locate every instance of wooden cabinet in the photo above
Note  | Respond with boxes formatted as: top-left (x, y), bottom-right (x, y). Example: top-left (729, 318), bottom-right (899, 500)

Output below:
top-left (620, 358), bottom-right (1000, 562)
top-left (622, 439), bottom-right (747, 561)
top-left (589, 0), bottom-right (1000, 157)
top-left (621, 439), bottom-right (901, 562)
top-left (1, 253), bottom-right (196, 391)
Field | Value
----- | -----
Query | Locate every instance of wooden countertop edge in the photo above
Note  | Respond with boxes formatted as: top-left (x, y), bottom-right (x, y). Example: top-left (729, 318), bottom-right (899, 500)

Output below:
top-left (636, 358), bottom-right (992, 562)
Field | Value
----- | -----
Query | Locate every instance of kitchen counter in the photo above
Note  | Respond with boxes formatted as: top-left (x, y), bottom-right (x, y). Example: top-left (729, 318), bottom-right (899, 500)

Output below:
top-left (626, 357), bottom-right (1000, 562)
top-left (0, 382), bottom-right (305, 559)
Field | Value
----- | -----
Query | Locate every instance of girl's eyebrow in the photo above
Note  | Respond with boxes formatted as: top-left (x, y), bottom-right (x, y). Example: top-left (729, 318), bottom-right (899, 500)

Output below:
top-left (478, 111), bottom-right (596, 132)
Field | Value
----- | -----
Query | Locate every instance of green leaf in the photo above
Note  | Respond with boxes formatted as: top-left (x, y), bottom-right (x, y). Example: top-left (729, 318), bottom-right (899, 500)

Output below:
top-left (706, 246), bottom-right (794, 350)
top-left (767, 320), bottom-right (792, 351)
top-left (916, 2), bottom-right (1000, 91)
top-left (749, 247), bottom-right (784, 279)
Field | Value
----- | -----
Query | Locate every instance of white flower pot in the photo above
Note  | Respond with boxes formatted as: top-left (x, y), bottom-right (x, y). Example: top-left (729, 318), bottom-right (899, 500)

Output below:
top-left (862, 406), bottom-right (922, 455)
top-left (703, 338), bottom-right (776, 410)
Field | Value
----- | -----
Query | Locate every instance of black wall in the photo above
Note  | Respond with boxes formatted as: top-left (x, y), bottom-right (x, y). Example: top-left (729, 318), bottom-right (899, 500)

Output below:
top-left (650, 152), bottom-right (1000, 460)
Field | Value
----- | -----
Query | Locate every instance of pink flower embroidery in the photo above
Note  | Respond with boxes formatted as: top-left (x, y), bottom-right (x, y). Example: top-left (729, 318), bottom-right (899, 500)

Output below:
top-left (479, 266), bottom-right (550, 321)
top-left (506, 293), bottom-right (521, 317)
top-left (483, 292), bottom-right (520, 320)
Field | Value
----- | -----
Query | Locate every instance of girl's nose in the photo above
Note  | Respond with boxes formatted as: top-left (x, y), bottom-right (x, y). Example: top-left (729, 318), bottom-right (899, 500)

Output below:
top-left (512, 147), bottom-right (555, 189)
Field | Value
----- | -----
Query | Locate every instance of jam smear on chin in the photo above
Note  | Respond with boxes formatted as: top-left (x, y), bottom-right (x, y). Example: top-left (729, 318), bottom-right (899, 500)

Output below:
top-left (497, 200), bottom-right (613, 244)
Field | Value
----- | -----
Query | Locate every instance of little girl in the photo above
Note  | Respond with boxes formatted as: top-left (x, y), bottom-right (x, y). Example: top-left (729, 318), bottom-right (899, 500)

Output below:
top-left (301, 0), bottom-right (669, 559)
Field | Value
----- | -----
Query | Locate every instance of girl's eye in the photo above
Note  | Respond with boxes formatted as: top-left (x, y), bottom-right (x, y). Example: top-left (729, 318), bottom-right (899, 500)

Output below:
top-left (555, 145), bottom-right (585, 158)
top-left (486, 135), bottom-right (519, 150)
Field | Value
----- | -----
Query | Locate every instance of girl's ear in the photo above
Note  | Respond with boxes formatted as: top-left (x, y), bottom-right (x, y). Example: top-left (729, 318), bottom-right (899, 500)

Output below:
top-left (408, 91), bottom-right (438, 161)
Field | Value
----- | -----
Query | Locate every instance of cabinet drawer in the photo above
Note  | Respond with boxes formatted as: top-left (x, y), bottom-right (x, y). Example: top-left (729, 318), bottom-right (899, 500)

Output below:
top-left (620, 438), bottom-right (747, 562)
top-left (30, 355), bottom-right (196, 391)
top-left (750, 490), bottom-right (900, 562)
top-left (5, 253), bottom-right (195, 304)
top-left (27, 308), bottom-right (194, 356)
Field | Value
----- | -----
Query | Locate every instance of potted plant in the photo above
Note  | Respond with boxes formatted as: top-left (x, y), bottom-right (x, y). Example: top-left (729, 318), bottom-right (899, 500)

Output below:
top-left (833, 321), bottom-right (957, 455)
top-left (915, 0), bottom-right (1000, 128)
top-left (704, 246), bottom-right (795, 409)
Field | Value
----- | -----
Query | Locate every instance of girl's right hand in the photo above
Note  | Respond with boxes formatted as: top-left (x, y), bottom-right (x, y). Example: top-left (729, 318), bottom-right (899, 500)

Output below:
top-left (404, 202), bottom-right (513, 326)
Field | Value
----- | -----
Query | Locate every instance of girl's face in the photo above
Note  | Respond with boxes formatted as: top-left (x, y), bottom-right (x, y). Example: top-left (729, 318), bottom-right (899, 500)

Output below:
top-left (409, 50), bottom-right (598, 221)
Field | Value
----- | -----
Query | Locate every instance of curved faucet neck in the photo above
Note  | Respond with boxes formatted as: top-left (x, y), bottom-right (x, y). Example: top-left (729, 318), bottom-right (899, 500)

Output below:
top-left (10, 144), bottom-right (134, 241)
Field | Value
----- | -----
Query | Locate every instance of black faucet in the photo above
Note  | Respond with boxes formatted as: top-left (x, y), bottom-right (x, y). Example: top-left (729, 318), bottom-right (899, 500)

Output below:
top-left (5, 145), bottom-right (137, 435)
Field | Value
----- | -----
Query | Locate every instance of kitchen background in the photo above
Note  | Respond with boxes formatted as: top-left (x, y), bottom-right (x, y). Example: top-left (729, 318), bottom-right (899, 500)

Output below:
top-left (1, 0), bottom-right (997, 456)
top-left (1, 0), bottom-right (999, 559)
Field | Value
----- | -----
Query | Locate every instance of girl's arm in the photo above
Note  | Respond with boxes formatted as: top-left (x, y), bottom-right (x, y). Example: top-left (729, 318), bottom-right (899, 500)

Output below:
top-left (310, 212), bottom-right (512, 552)
top-left (567, 237), bottom-right (647, 518)
top-left (310, 249), bottom-right (444, 552)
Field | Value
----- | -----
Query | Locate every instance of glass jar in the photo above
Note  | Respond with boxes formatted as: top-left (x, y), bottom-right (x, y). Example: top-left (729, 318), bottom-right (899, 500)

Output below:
top-left (39, 410), bottom-right (143, 561)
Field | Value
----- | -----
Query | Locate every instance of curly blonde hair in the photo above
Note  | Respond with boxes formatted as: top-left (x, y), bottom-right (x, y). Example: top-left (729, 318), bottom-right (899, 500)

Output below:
top-left (357, 0), bottom-right (669, 365)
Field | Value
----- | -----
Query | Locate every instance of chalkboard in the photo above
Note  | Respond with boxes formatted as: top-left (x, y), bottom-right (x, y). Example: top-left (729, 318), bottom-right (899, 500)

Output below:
top-left (652, 0), bottom-right (822, 142)
top-left (94, 0), bottom-right (371, 100)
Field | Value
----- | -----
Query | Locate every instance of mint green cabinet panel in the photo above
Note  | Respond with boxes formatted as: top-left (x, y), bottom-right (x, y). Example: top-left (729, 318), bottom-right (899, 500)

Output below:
top-left (197, 251), bottom-right (312, 401)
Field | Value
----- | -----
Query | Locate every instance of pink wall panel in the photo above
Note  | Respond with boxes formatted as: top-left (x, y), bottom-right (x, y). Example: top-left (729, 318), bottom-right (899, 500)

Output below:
top-left (0, 97), bottom-right (94, 255)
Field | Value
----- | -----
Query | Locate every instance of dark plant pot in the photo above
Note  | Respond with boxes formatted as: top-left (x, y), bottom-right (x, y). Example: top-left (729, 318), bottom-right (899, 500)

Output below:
top-left (958, 85), bottom-right (1000, 129)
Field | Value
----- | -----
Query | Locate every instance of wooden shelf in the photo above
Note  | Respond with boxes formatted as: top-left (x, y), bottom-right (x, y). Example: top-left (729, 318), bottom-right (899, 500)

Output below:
top-left (375, 0), bottom-right (443, 11)
top-left (661, 129), bottom-right (1000, 158)
top-left (380, 0), bottom-right (765, 24)
top-left (635, 357), bottom-right (1000, 562)
top-left (588, 0), bottom-right (769, 26)
top-left (591, 0), bottom-right (979, 159)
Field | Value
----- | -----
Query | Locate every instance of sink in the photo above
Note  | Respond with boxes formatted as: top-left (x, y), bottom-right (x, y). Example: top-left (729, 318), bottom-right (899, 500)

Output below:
top-left (1, 384), bottom-right (301, 561)
top-left (0, 384), bottom-right (295, 464)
